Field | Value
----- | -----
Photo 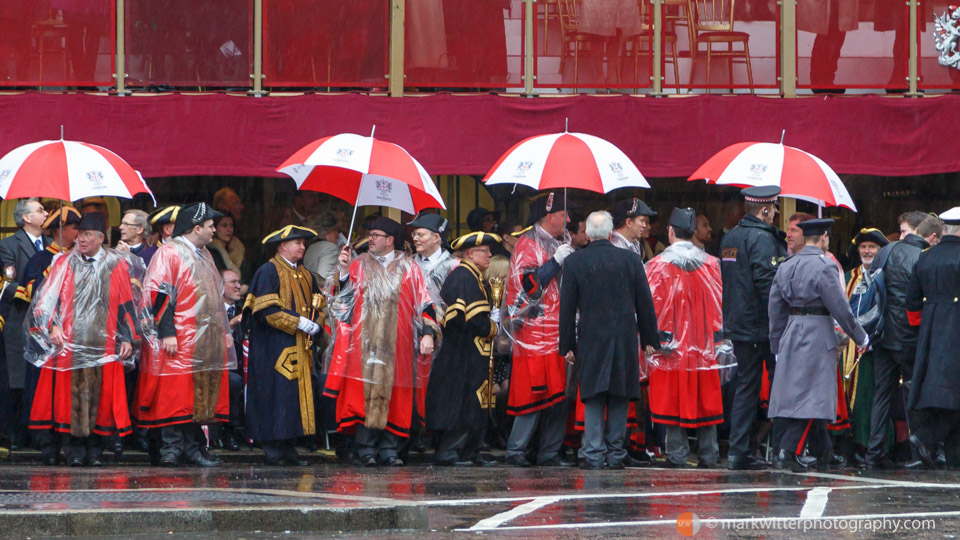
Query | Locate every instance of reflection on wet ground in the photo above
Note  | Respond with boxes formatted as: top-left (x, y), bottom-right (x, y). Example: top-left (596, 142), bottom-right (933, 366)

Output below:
top-left (3, 464), bottom-right (960, 538)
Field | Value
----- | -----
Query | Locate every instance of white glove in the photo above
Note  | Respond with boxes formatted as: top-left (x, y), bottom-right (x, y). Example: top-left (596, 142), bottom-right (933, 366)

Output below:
top-left (298, 316), bottom-right (321, 335)
top-left (859, 335), bottom-right (870, 350)
top-left (553, 243), bottom-right (575, 265)
top-left (490, 308), bottom-right (501, 324)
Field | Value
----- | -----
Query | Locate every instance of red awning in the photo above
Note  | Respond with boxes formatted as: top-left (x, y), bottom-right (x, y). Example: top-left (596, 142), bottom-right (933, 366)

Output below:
top-left (0, 92), bottom-right (954, 180)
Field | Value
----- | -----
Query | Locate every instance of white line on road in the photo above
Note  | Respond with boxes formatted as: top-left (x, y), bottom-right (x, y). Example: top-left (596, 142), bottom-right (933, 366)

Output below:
top-left (799, 487), bottom-right (832, 518)
top-left (456, 509), bottom-right (960, 532)
top-left (467, 496), bottom-right (560, 530)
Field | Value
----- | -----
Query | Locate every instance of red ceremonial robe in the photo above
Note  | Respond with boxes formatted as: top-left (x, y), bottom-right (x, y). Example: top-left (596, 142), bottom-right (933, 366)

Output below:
top-left (323, 252), bottom-right (437, 439)
top-left (134, 239), bottom-right (230, 428)
top-left (645, 245), bottom-right (724, 428)
top-left (505, 228), bottom-right (566, 416)
top-left (29, 252), bottom-right (136, 437)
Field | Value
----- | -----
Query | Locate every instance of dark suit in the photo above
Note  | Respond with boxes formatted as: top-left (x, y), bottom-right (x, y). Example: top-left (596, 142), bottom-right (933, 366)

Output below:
top-left (559, 239), bottom-right (659, 466)
top-left (0, 229), bottom-right (49, 443)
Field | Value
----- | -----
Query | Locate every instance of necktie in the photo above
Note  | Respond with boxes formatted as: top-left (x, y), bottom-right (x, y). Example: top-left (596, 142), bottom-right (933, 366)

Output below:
top-left (34, 239), bottom-right (42, 252)
top-left (85, 257), bottom-right (95, 263)
top-left (377, 256), bottom-right (387, 264)
top-left (227, 305), bottom-right (235, 318)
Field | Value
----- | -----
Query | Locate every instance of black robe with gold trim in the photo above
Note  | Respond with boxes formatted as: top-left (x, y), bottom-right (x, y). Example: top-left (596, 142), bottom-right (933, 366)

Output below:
top-left (243, 255), bottom-right (323, 442)
top-left (425, 260), bottom-right (497, 432)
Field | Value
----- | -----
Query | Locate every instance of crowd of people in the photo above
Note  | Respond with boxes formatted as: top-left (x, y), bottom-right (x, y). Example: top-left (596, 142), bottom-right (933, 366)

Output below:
top-left (0, 184), bottom-right (956, 473)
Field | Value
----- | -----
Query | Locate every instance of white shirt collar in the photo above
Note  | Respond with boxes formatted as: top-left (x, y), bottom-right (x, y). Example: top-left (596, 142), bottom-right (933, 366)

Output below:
top-left (82, 247), bottom-right (105, 262)
top-left (419, 246), bottom-right (441, 263)
top-left (374, 250), bottom-right (396, 267)
top-left (279, 254), bottom-right (298, 268)
top-left (129, 242), bottom-right (143, 251)
top-left (25, 231), bottom-right (42, 246)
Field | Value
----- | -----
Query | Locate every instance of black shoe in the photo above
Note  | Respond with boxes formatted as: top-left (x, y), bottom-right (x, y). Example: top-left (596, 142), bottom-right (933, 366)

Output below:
top-left (434, 458), bottom-right (457, 466)
top-left (904, 459), bottom-right (928, 470)
top-left (112, 439), bottom-right (123, 455)
top-left (606, 460), bottom-right (625, 470)
top-left (41, 455), bottom-right (58, 466)
top-left (782, 451), bottom-right (810, 473)
top-left (185, 454), bottom-right (221, 467)
top-left (909, 435), bottom-right (937, 468)
top-left (660, 459), bottom-right (687, 468)
top-left (264, 456), bottom-right (285, 466)
top-left (505, 454), bottom-right (532, 467)
top-left (68, 456), bottom-right (84, 467)
top-left (87, 457), bottom-right (104, 467)
top-left (622, 454), bottom-right (650, 468)
top-left (472, 455), bottom-right (498, 467)
top-left (538, 456), bottom-right (575, 467)
top-left (159, 455), bottom-right (179, 467)
top-left (865, 458), bottom-right (903, 470)
top-left (727, 455), bottom-right (768, 470)
top-left (937, 449), bottom-right (947, 468)
top-left (137, 436), bottom-right (150, 453)
top-left (382, 456), bottom-right (404, 467)
top-left (223, 432), bottom-right (240, 451)
top-left (580, 461), bottom-right (604, 470)
top-left (696, 461), bottom-right (717, 469)
top-left (283, 457), bottom-right (309, 466)
top-left (360, 455), bottom-right (377, 467)
top-left (829, 453), bottom-right (846, 468)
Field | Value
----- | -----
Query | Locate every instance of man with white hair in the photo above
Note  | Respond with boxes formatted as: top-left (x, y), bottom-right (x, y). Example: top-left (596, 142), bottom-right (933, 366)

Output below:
top-left (117, 209), bottom-right (156, 266)
top-left (559, 211), bottom-right (659, 469)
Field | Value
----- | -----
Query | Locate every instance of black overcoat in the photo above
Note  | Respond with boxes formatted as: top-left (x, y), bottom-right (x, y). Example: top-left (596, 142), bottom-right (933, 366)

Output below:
top-left (558, 239), bottom-right (659, 401)
top-left (906, 236), bottom-right (960, 411)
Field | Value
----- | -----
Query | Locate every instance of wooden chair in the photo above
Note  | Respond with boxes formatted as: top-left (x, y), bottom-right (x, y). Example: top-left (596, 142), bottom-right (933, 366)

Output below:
top-left (621, 0), bottom-right (680, 91)
top-left (556, 0), bottom-right (593, 85)
top-left (686, 0), bottom-right (753, 93)
top-left (541, 0), bottom-right (561, 54)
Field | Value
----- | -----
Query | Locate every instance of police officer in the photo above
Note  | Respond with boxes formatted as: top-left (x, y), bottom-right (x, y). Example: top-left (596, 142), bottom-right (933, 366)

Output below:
top-left (905, 208), bottom-right (960, 469)
top-left (721, 186), bottom-right (787, 470)
top-left (768, 219), bottom-right (869, 472)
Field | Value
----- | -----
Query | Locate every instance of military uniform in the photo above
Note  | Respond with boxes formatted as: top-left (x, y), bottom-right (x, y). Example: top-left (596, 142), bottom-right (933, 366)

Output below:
top-left (720, 187), bottom-right (787, 469)
top-left (768, 220), bottom-right (867, 471)
top-left (905, 209), bottom-right (960, 468)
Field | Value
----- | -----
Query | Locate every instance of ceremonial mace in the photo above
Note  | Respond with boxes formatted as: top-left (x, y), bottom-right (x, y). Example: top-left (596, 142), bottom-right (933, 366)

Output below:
top-left (304, 292), bottom-right (326, 352)
top-left (485, 276), bottom-right (505, 420)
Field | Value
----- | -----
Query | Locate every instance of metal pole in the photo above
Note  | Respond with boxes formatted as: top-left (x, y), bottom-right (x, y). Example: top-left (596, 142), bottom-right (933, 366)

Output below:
top-left (652, 0), bottom-right (663, 94)
top-left (115, 0), bottom-right (127, 94)
top-left (252, 0), bottom-right (264, 96)
top-left (389, 0), bottom-right (405, 97)
top-left (908, 0), bottom-right (919, 96)
top-left (780, 0), bottom-right (797, 97)
top-left (524, 0), bottom-right (536, 95)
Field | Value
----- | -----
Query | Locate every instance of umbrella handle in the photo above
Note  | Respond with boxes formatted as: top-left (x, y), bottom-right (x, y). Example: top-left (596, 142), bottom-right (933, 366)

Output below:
top-left (345, 202), bottom-right (361, 249)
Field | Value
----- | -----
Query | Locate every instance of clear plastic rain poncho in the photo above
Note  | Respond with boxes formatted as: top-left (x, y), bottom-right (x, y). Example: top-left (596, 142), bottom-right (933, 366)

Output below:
top-left (26, 247), bottom-right (152, 371)
top-left (323, 252), bottom-right (440, 432)
top-left (502, 224), bottom-right (569, 356)
top-left (140, 238), bottom-right (237, 375)
top-left (644, 242), bottom-right (737, 384)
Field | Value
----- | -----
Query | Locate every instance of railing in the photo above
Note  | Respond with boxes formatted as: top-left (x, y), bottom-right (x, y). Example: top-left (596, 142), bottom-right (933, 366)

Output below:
top-left (0, 0), bottom-right (951, 96)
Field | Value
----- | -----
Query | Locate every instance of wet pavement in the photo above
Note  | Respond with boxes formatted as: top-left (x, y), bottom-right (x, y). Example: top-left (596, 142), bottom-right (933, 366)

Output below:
top-left (2, 458), bottom-right (960, 538)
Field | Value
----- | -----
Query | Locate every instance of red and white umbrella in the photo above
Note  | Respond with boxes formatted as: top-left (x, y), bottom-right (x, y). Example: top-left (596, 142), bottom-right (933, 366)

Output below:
top-left (688, 142), bottom-right (856, 212)
top-left (0, 139), bottom-right (153, 202)
top-left (483, 132), bottom-right (649, 193)
top-left (277, 132), bottom-right (445, 215)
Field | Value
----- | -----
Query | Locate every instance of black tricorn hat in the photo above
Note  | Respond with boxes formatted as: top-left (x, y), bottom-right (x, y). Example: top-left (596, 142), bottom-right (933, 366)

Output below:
top-left (612, 197), bottom-right (657, 225)
top-left (527, 192), bottom-right (578, 226)
top-left (149, 205), bottom-right (181, 227)
top-left (408, 212), bottom-right (450, 239)
top-left (450, 231), bottom-right (502, 251)
top-left (851, 227), bottom-right (889, 247)
top-left (76, 212), bottom-right (108, 235)
top-left (261, 225), bottom-right (318, 245)
top-left (173, 202), bottom-right (223, 238)
top-left (42, 206), bottom-right (81, 229)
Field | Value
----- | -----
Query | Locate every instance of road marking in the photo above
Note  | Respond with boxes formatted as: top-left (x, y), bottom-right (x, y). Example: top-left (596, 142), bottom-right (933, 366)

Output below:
top-left (467, 496), bottom-right (560, 530)
top-left (457, 509), bottom-right (960, 532)
top-left (427, 483), bottom-right (886, 507)
top-left (787, 471), bottom-right (960, 489)
top-left (799, 487), bottom-right (831, 518)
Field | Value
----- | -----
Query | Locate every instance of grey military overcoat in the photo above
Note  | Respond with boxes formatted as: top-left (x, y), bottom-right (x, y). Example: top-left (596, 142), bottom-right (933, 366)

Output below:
top-left (768, 245), bottom-right (867, 420)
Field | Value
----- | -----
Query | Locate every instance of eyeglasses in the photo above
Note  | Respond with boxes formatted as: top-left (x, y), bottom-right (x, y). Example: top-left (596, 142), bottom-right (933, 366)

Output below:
top-left (368, 232), bottom-right (389, 240)
top-left (120, 221), bottom-right (139, 227)
top-left (412, 231), bottom-right (436, 240)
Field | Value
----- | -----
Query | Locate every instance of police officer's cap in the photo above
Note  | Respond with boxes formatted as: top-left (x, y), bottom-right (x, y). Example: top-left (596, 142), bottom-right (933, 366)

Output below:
top-left (797, 218), bottom-right (834, 236)
top-left (851, 228), bottom-right (889, 247)
top-left (450, 231), bottom-right (502, 252)
top-left (408, 212), bottom-right (449, 239)
top-left (741, 186), bottom-right (781, 205)
top-left (261, 225), bottom-right (318, 245)
top-left (668, 207), bottom-right (696, 236)
top-left (939, 207), bottom-right (960, 226)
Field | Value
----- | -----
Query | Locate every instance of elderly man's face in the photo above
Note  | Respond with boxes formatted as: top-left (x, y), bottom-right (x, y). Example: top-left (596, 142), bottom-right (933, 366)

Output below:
top-left (411, 228), bottom-right (440, 255)
top-left (77, 230), bottom-right (103, 257)
top-left (22, 201), bottom-right (48, 228)
top-left (858, 241), bottom-right (880, 267)
top-left (277, 238), bottom-right (306, 263)
top-left (119, 212), bottom-right (144, 244)
top-left (222, 270), bottom-right (243, 303)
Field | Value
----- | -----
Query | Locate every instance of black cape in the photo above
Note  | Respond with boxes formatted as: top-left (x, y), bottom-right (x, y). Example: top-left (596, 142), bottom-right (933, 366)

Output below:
top-left (425, 260), bottom-right (497, 431)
